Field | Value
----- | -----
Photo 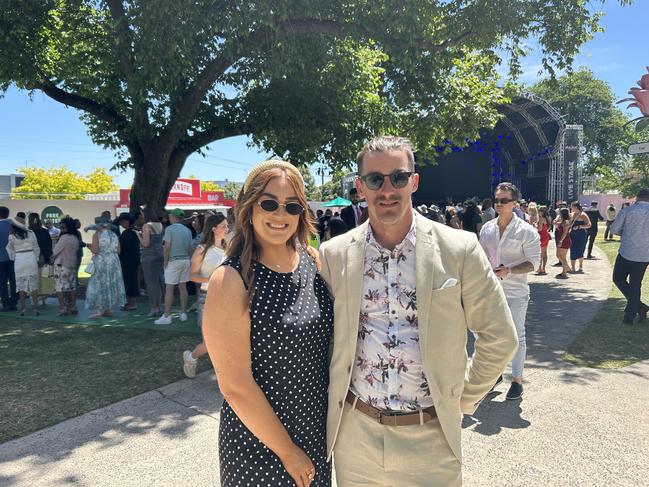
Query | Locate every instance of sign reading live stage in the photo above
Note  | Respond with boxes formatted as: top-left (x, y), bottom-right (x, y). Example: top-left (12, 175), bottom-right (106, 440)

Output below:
top-left (119, 178), bottom-right (232, 207)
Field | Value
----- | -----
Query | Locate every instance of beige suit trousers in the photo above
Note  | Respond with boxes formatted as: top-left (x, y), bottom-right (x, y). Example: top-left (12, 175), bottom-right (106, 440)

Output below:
top-left (334, 402), bottom-right (462, 487)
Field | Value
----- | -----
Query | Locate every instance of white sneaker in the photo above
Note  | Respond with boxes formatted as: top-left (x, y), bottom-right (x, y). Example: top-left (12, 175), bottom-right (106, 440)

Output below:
top-left (154, 315), bottom-right (172, 325)
top-left (183, 350), bottom-right (197, 378)
top-left (179, 312), bottom-right (188, 322)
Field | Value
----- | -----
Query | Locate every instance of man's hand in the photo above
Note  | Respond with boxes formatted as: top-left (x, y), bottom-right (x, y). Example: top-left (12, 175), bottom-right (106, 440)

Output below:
top-left (493, 265), bottom-right (510, 280)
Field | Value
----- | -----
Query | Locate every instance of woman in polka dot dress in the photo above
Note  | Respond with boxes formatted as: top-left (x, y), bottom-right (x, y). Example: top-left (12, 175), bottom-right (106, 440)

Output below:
top-left (203, 160), bottom-right (333, 487)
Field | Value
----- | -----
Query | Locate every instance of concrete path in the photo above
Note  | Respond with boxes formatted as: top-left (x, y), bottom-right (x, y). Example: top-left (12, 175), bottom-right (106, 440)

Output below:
top-left (1, 243), bottom-right (647, 487)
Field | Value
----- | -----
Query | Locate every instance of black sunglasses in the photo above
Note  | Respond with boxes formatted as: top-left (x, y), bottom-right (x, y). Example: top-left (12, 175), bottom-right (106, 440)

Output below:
top-left (359, 171), bottom-right (414, 190)
top-left (257, 199), bottom-right (305, 216)
top-left (493, 198), bottom-right (516, 205)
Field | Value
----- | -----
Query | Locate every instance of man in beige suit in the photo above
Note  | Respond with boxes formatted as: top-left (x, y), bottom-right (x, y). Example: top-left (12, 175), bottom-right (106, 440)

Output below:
top-left (319, 136), bottom-right (518, 486)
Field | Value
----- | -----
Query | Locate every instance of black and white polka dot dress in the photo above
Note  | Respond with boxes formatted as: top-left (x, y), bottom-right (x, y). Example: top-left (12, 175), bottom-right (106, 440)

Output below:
top-left (219, 249), bottom-right (333, 486)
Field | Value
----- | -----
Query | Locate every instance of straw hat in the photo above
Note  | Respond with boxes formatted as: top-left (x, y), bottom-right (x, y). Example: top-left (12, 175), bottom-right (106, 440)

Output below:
top-left (243, 160), bottom-right (304, 193)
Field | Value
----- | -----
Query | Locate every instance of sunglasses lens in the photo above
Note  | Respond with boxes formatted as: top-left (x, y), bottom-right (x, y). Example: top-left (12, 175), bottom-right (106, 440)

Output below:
top-left (364, 173), bottom-right (384, 190)
top-left (259, 200), bottom-right (279, 212)
top-left (285, 203), bottom-right (304, 215)
top-left (391, 172), bottom-right (411, 188)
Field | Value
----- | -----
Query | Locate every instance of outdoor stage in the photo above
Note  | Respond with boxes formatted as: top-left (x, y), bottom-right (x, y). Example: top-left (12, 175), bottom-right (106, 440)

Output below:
top-left (413, 92), bottom-right (582, 205)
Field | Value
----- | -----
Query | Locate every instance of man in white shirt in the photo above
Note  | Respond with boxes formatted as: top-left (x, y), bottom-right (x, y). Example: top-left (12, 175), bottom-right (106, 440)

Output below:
top-left (480, 182), bottom-right (541, 400)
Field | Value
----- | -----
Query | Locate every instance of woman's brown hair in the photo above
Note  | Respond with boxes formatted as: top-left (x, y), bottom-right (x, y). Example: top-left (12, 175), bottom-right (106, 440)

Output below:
top-left (227, 164), bottom-right (316, 302)
top-left (199, 213), bottom-right (228, 260)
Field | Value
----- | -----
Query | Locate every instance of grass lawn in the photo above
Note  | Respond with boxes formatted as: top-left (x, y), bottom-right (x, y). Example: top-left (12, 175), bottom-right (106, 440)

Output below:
top-left (0, 317), bottom-right (212, 444)
top-left (564, 232), bottom-right (649, 368)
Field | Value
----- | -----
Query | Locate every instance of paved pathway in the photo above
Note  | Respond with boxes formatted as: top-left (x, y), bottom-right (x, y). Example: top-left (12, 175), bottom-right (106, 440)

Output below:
top-left (1, 243), bottom-right (647, 487)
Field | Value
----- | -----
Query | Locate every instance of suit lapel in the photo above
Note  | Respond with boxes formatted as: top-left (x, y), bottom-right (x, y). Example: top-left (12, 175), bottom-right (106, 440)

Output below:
top-left (415, 214), bottom-right (437, 363)
top-left (344, 224), bottom-right (367, 365)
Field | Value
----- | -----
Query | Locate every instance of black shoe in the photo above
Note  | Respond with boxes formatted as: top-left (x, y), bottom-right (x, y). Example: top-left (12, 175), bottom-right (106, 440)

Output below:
top-left (506, 382), bottom-right (523, 400)
top-left (622, 316), bottom-right (635, 325)
top-left (551, 262), bottom-right (563, 267)
top-left (585, 256), bottom-right (593, 260)
top-left (638, 304), bottom-right (649, 323)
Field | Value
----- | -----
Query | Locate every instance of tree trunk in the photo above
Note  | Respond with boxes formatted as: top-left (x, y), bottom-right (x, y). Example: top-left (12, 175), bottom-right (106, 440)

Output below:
top-left (129, 150), bottom-right (188, 221)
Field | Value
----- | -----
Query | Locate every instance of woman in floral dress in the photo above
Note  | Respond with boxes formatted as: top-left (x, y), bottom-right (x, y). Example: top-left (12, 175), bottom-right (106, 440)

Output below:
top-left (85, 222), bottom-right (125, 318)
top-left (51, 218), bottom-right (80, 315)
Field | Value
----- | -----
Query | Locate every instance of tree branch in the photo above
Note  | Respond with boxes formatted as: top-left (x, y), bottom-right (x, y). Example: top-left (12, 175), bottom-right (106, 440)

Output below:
top-left (28, 77), bottom-right (127, 128)
top-left (106, 0), bottom-right (152, 147)
top-left (106, 0), bottom-right (134, 80)
top-left (161, 18), bottom-right (471, 151)
top-left (180, 121), bottom-right (248, 155)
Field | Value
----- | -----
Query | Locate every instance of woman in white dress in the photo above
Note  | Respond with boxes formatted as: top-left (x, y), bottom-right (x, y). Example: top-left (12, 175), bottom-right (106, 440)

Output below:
top-left (182, 213), bottom-right (228, 378)
top-left (6, 218), bottom-right (40, 315)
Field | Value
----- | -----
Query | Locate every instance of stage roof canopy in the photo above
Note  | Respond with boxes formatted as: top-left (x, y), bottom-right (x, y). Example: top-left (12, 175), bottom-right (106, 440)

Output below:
top-left (492, 91), bottom-right (566, 165)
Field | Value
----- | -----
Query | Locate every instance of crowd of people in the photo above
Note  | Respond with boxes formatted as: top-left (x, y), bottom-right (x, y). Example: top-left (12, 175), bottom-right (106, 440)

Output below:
top-left (0, 204), bottom-right (235, 378)
top-left (2, 134), bottom-right (648, 487)
top-left (409, 197), bottom-right (624, 281)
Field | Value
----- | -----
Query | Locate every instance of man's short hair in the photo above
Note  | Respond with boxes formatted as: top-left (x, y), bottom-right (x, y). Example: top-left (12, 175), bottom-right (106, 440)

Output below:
top-left (0, 206), bottom-right (9, 219)
top-left (356, 135), bottom-right (415, 173)
top-left (494, 182), bottom-right (521, 202)
top-left (591, 201), bottom-right (598, 206)
top-left (637, 188), bottom-right (649, 200)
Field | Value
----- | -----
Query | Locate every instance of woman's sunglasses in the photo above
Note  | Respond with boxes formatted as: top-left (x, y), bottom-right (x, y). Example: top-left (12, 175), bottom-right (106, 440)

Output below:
top-left (257, 199), bottom-right (305, 216)
top-left (359, 171), bottom-right (414, 190)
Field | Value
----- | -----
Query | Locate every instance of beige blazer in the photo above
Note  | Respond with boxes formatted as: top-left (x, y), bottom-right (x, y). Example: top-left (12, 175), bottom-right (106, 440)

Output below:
top-left (319, 212), bottom-right (518, 461)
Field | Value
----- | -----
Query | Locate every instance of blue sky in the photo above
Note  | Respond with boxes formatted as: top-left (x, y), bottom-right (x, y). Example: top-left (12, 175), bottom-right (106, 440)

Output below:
top-left (1, 0), bottom-right (647, 189)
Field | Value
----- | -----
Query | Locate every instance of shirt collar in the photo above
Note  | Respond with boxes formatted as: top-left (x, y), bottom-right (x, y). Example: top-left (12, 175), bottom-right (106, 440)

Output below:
top-left (366, 210), bottom-right (417, 253)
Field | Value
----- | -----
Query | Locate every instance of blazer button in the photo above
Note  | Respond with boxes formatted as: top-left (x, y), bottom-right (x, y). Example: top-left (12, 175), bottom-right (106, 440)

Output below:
top-left (347, 365), bottom-right (352, 373)
top-left (338, 400), bottom-right (343, 408)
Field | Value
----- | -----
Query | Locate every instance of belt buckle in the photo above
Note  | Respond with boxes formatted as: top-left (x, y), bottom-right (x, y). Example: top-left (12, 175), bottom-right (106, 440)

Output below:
top-left (378, 410), bottom-right (399, 426)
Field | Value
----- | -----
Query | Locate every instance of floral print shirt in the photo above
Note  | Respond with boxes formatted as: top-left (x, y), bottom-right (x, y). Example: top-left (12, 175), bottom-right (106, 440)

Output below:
top-left (350, 212), bottom-right (433, 411)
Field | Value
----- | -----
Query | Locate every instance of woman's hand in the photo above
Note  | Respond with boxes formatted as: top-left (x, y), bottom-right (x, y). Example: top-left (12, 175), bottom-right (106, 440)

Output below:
top-left (280, 445), bottom-right (316, 487)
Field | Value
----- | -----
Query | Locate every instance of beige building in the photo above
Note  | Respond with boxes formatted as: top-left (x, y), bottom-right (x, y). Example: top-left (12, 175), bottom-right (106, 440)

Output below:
top-left (1, 198), bottom-right (117, 231)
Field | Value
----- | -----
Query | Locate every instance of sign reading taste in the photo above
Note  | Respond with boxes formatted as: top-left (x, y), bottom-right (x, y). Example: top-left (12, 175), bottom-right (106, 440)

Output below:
top-left (118, 178), bottom-right (230, 207)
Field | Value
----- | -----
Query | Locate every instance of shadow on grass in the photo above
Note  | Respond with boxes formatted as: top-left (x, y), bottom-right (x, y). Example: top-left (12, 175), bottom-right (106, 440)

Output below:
top-left (0, 318), bottom-right (216, 446)
top-left (562, 240), bottom-right (649, 369)
top-left (564, 295), bottom-right (649, 368)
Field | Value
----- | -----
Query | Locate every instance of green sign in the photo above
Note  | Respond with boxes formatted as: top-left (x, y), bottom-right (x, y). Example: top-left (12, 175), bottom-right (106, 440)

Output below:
top-left (41, 205), bottom-right (64, 225)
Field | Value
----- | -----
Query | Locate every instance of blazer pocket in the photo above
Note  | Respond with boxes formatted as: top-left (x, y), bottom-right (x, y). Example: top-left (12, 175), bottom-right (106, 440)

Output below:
top-left (431, 283), bottom-right (461, 297)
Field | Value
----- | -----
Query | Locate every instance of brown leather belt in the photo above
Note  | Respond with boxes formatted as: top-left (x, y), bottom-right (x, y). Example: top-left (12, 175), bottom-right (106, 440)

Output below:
top-left (345, 391), bottom-right (437, 426)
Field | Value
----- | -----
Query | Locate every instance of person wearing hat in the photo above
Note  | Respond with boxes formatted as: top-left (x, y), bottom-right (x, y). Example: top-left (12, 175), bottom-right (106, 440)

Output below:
top-left (155, 208), bottom-right (193, 325)
top-left (6, 217), bottom-right (40, 315)
top-left (85, 219), bottom-right (125, 318)
top-left (118, 212), bottom-right (140, 311)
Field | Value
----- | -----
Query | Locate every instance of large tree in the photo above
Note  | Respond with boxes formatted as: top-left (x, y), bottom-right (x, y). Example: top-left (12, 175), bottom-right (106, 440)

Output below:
top-left (529, 68), bottom-right (630, 173)
top-left (0, 1), bottom-right (628, 217)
